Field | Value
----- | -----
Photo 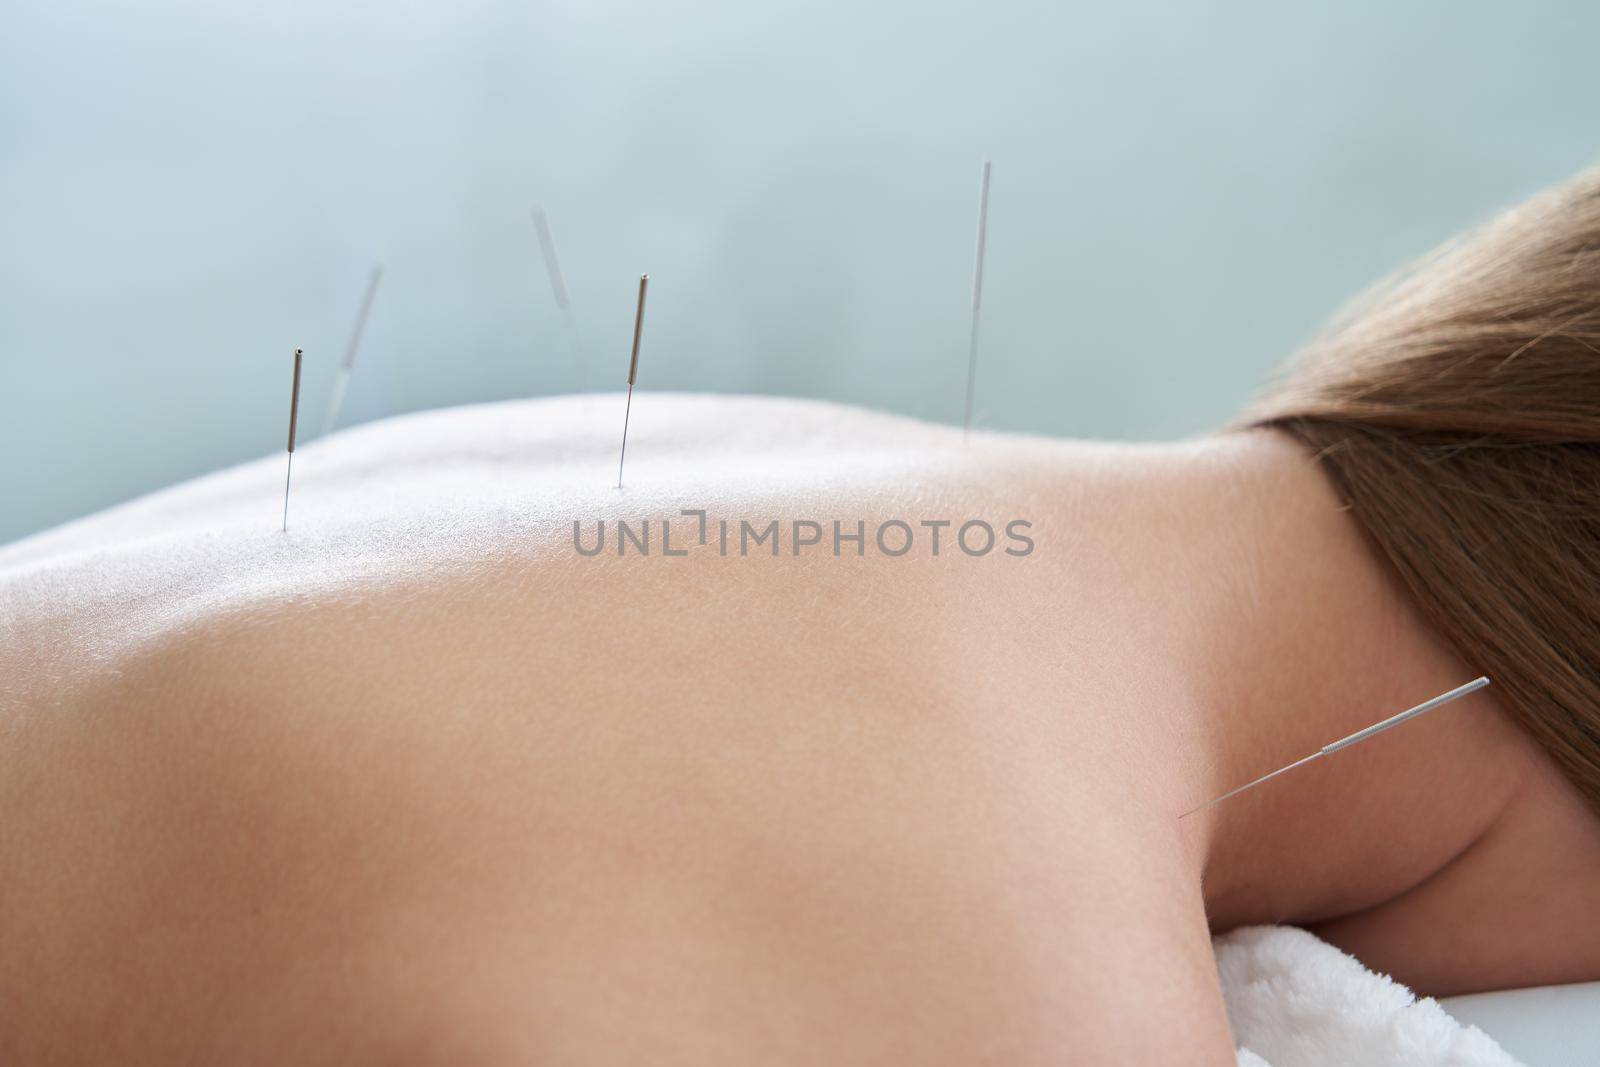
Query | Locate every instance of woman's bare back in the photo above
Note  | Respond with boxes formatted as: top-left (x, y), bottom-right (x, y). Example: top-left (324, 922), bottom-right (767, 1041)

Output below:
top-left (3, 394), bottom-right (1587, 1064)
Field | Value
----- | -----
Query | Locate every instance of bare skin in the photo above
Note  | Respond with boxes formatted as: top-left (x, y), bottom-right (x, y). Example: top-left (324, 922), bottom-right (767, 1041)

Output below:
top-left (1, 394), bottom-right (1596, 1065)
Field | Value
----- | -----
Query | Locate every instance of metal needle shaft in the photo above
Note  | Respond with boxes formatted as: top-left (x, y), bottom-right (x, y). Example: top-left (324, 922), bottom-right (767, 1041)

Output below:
top-left (962, 160), bottom-right (992, 442)
top-left (532, 207), bottom-right (589, 379)
top-left (322, 264), bottom-right (383, 437)
top-left (282, 347), bottom-right (303, 532)
top-left (532, 208), bottom-right (571, 312)
top-left (616, 274), bottom-right (648, 489)
top-left (1178, 676), bottom-right (1490, 819)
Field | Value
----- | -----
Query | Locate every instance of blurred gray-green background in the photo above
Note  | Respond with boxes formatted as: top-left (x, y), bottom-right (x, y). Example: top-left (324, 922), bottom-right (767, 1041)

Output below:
top-left (3, 0), bottom-right (1596, 544)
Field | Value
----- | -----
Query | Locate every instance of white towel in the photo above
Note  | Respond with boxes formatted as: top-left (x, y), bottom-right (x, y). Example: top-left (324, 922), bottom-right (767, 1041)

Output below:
top-left (1218, 926), bottom-right (1524, 1067)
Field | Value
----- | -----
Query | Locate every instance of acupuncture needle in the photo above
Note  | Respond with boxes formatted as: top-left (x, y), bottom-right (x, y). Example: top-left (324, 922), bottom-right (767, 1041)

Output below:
top-left (962, 160), bottom-right (992, 442)
top-left (282, 347), bottom-right (303, 532)
top-left (322, 263), bottom-right (383, 437)
top-left (532, 208), bottom-right (588, 378)
top-left (1178, 676), bottom-right (1491, 819)
top-left (616, 274), bottom-right (648, 489)
top-left (532, 208), bottom-right (571, 312)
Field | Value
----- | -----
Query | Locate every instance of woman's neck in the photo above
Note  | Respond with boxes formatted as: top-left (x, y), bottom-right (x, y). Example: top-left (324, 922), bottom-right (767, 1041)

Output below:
top-left (1167, 429), bottom-right (1596, 993)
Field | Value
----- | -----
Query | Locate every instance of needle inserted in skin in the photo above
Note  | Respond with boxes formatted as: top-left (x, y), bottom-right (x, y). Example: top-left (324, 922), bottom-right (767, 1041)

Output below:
top-left (282, 347), bottom-right (303, 532)
top-left (322, 264), bottom-right (383, 437)
top-left (1178, 676), bottom-right (1491, 819)
top-left (616, 274), bottom-right (648, 489)
top-left (962, 160), bottom-right (992, 443)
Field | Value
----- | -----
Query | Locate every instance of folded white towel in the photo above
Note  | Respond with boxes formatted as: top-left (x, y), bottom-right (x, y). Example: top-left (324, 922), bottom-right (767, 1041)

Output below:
top-left (1217, 926), bottom-right (1524, 1067)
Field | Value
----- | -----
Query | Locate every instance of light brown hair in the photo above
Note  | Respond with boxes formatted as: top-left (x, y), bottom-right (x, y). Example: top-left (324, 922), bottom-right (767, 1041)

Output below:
top-left (1243, 166), bottom-right (1600, 816)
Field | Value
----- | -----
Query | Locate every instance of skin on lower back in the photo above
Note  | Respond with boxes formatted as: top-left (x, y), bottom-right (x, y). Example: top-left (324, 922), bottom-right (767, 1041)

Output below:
top-left (0, 483), bottom-right (1235, 1062)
